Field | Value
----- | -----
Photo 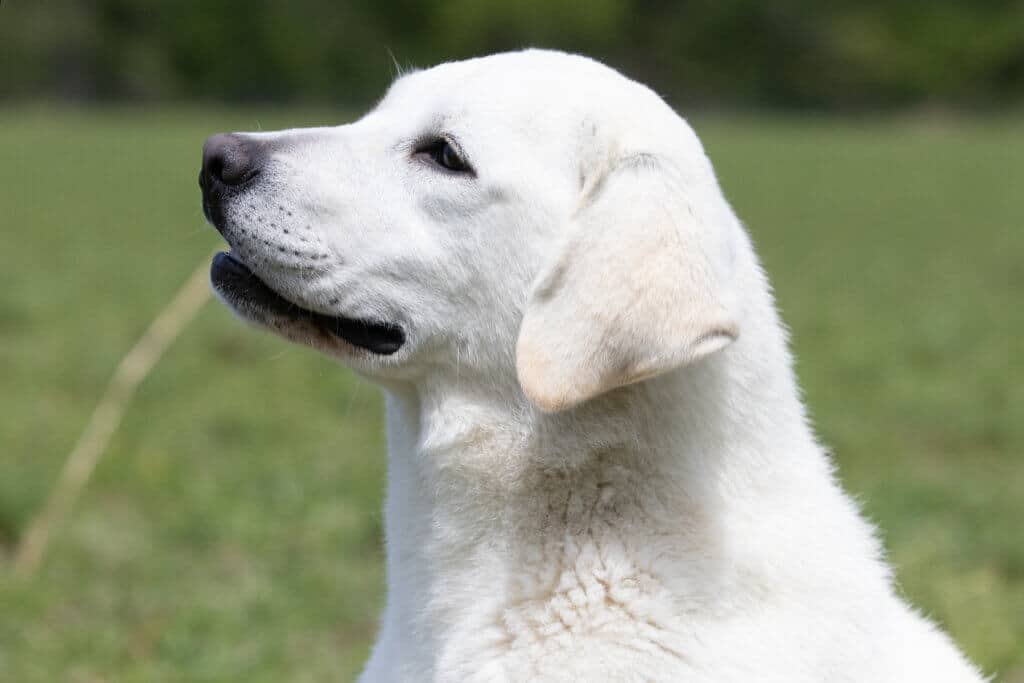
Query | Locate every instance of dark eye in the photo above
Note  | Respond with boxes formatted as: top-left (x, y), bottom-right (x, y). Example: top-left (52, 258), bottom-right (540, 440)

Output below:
top-left (417, 138), bottom-right (473, 174)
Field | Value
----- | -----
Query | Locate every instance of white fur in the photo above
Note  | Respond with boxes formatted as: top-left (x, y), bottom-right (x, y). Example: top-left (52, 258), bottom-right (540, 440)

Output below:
top-left (211, 50), bottom-right (983, 682)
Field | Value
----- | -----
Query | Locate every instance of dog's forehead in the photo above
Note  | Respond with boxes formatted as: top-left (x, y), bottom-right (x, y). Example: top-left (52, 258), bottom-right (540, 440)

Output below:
top-left (378, 50), bottom-right (631, 125)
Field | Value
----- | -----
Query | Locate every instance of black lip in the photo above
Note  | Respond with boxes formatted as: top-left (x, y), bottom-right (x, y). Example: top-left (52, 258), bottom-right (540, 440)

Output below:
top-left (210, 252), bottom-right (405, 355)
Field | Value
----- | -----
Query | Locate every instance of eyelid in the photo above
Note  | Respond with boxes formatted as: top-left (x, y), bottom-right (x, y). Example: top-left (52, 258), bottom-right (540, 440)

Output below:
top-left (411, 133), bottom-right (474, 175)
top-left (412, 132), bottom-right (462, 156)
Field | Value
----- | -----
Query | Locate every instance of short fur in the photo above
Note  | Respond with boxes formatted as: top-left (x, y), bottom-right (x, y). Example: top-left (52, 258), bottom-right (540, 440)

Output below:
top-left (206, 50), bottom-right (983, 682)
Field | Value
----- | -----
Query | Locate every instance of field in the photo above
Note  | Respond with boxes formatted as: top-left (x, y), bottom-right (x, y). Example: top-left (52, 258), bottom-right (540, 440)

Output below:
top-left (0, 108), bottom-right (1021, 680)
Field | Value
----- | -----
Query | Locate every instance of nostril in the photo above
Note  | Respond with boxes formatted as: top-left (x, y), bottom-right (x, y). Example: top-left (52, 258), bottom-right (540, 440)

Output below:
top-left (218, 151), bottom-right (250, 185)
top-left (207, 155), bottom-right (226, 183)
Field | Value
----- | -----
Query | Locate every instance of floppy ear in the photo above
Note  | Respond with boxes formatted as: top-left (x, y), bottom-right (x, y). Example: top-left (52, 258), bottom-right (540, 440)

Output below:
top-left (516, 155), bottom-right (739, 412)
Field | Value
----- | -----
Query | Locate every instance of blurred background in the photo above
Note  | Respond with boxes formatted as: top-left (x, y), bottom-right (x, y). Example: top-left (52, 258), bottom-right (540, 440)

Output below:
top-left (1, 1), bottom-right (1021, 680)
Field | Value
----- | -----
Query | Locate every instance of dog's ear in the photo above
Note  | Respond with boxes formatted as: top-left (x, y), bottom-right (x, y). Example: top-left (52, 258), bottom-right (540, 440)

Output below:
top-left (516, 154), bottom-right (739, 412)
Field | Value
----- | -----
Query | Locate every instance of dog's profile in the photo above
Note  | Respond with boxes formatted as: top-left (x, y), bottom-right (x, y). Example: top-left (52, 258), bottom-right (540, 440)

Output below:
top-left (199, 50), bottom-right (982, 682)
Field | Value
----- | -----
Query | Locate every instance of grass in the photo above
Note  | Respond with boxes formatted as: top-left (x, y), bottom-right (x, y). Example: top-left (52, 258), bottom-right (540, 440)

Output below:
top-left (0, 107), bottom-right (1020, 680)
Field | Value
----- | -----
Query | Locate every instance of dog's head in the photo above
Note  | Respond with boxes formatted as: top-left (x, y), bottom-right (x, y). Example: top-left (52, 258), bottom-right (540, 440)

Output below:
top-left (202, 50), bottom-right (740, 412)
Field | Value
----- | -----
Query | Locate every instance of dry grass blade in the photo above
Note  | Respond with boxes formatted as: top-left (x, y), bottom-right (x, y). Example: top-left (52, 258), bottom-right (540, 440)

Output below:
top-left (12, 257), bottom-right (214, 578)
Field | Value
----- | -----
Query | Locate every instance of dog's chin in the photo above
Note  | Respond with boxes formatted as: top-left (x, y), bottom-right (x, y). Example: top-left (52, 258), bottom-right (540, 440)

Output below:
top-left (209, 252), bottom-right (405, 356)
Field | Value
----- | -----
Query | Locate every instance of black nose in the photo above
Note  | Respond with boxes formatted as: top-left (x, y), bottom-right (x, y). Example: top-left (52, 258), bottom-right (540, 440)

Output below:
top-left (201, 133), bottom-right (265, 229)
top-left (201, 133), bottom-right (262, 188)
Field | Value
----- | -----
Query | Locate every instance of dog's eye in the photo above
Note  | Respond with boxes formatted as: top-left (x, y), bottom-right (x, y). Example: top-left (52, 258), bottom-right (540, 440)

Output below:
top-left (417, 138), bottom-right (473, 174)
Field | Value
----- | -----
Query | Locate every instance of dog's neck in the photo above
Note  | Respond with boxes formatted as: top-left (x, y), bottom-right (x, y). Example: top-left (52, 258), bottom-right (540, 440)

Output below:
top-left (367, 295), bottom-right (857, 671)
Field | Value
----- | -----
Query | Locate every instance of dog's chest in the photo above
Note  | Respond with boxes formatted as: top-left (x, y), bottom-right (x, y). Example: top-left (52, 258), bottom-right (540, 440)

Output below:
top-left (424, 472), bottom-right (711, 680)
top-left (493, 529), bottom-right (689, 666)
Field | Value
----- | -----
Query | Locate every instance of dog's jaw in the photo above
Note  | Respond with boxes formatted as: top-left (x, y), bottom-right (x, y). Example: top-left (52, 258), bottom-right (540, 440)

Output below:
top-left (209, 251), bottom-right (406, 355)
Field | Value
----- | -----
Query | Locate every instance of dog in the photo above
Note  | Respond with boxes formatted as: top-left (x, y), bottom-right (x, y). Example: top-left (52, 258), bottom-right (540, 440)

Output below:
top-left (199, 49), bottom-right (983, 682)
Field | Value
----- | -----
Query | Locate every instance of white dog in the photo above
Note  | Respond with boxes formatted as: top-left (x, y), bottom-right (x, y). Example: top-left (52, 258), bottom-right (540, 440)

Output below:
top-left (200, 50), bottom-right (983, 682)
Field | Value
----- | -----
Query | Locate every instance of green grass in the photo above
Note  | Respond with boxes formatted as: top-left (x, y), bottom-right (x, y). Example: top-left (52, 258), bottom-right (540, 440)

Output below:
top-left (1, 107), bottom-right (1021, 680)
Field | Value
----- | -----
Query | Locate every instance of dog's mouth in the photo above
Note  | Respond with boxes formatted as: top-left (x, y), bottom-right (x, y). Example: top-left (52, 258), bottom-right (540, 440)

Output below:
top-left (209, 252), bottom-right (405, 355)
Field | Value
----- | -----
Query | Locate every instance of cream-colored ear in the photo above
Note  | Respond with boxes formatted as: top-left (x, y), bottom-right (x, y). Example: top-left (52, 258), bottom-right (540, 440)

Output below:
top-left (516, 155), bottom-right (738, 412)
